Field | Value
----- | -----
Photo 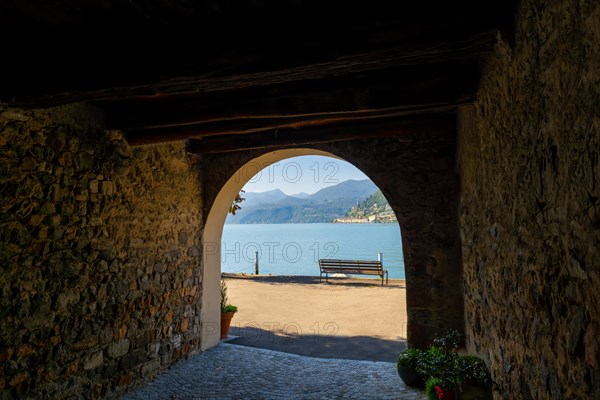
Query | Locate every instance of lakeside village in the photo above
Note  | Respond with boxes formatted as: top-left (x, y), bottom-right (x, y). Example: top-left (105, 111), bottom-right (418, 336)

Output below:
top-left (333, 190), bottom-right (398, 224)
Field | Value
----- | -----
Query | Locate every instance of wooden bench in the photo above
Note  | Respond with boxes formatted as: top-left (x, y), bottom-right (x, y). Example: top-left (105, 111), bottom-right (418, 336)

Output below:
top-left (319, 259), bottom-right (389, 286)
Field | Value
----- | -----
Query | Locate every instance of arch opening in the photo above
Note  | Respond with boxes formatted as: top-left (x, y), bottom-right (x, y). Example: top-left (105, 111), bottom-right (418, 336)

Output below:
top-left (202, 148), bottom-right (406, 350)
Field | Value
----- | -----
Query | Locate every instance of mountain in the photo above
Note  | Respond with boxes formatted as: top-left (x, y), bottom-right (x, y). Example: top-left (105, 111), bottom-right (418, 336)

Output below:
top-left (290, 192), bottom-right (310, 199)
top-left (226, 179), bottom-right (378, 224)
top-left (239, 189), bottom-right (289, 208)
top-left (334, 189), bottom-right (398, 223)
top-left (307, 179), bottom-right (377, 206)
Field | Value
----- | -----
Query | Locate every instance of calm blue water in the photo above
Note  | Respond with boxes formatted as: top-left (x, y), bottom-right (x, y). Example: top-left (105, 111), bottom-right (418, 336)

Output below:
top-left (221, 223), bottom-right (405, 279)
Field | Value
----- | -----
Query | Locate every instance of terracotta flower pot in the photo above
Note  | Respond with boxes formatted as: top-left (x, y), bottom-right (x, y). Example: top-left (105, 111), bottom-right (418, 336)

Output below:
top-left (220, 311), bottom-right (236, 339)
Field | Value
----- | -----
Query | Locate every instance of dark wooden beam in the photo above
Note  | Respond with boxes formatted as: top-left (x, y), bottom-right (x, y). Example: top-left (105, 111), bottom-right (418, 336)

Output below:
top-left (104, 58), bottom-right (481, 131)
top-left (0, 0), bottom-right (515, 104)
top-left (7, 32), bottom-right (496, 108)
top-left (185, 114), bottom-right (456, 154)
top-left (124, 100), bottom-right (467, 146)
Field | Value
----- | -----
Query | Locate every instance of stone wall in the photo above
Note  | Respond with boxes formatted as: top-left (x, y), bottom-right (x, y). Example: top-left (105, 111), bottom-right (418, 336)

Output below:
top-left (458, 0), bottom-right (600, 398)
top-left (0, 104), bottom-right (204, 399)
top-left (201, 133), bottom-right (463, 349)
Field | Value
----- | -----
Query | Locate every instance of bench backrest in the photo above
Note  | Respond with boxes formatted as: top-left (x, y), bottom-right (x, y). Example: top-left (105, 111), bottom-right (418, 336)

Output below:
top-left (319, 259), bottom-right (383, 271)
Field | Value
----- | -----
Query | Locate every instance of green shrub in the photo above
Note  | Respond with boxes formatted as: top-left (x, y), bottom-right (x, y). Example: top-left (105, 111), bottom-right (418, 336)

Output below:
top-left (222, 305), bottom-right (238, 313)
top-left (397, 330), bottom-right (497, 396)
top-left (456, 355), bottom-right (495, 389)
top-left (397, 347), bottom-right (425, 369)
top-left (423, 330), bottom-right (496, 395)
top-left (220, 279), bottom-right (238, 313)
top-left (424, 377), bottom-right (444, 400)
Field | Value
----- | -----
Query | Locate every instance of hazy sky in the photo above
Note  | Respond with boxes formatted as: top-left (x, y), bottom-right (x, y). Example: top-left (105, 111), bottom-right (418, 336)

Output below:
top-left (240, 155), bottom-right (369, 195)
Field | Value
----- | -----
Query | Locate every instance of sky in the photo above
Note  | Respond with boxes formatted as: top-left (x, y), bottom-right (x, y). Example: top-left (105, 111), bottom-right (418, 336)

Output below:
top-left (240, 155), bottom-right (369, 195)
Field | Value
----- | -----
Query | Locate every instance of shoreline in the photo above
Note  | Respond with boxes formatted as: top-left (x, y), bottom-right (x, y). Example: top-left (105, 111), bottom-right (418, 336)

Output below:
top-left (222, 272), bottom-right (406, 288)
top-left (224, 221), bottom-right (399, 225)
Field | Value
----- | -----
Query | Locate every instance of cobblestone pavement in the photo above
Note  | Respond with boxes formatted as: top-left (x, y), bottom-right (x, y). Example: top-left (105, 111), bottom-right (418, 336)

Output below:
top-left (120, 343), bottom-right (425, 400)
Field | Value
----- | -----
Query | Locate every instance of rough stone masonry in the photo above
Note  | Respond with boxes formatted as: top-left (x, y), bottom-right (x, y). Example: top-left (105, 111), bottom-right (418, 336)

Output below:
top-left (458, 0), bottom-right (600, 398)
top-left (0, 104), bottom-right (204, 399)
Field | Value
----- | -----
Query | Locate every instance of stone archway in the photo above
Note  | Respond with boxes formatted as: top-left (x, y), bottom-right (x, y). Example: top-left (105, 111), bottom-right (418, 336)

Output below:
top-left (200, 135), bottom-right (462, 350)
top-left (201, 149), bottom-right (342, 349)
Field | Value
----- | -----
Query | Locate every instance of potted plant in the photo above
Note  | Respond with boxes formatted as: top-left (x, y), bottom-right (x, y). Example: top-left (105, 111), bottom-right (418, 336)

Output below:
top-left (397, 347), bottom-right (426, 388)
top-left (425, 376), bottom-right (456, 400)
top-left (414, 330), bottom-right (496, 400)
top-left (420, 330), bottom-right (462, 396)
top-left (421, 346), bottom-right (461, 398)
top-left (220, 279), bottom-right (238, 339)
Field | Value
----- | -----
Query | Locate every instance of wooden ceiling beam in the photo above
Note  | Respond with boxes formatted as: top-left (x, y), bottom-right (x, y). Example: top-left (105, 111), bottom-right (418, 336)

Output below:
top-left (6, 32), bottom-right (495, 108)
top-left (124, 100), bottom-right (468, 146)
top-left (104, 57), bottom-right (481, 131)
top-left (185, 114), bottom-right (456, 154)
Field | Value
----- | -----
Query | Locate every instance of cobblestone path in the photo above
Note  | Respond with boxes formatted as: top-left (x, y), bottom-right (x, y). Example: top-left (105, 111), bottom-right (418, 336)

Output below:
top-left (120, 343), bottom-right (425, 400)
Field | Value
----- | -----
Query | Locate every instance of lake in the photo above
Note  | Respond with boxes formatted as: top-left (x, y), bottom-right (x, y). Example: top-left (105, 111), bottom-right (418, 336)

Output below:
top-left (221, 223), bottom-right (405, 279)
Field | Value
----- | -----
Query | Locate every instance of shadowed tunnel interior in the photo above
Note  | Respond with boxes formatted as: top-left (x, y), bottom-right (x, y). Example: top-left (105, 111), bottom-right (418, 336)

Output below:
top-left (1, 1), bottom-right (599, 399)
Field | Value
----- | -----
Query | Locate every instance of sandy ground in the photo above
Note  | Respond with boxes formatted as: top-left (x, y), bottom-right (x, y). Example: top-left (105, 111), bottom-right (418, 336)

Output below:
top-left (222, 274), bottom-right (408, 362)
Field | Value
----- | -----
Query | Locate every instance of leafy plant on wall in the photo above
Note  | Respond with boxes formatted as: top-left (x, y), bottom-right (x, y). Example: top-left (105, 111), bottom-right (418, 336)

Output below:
top-left (228, 190), bottom-right (245, 215)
